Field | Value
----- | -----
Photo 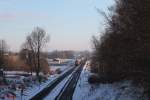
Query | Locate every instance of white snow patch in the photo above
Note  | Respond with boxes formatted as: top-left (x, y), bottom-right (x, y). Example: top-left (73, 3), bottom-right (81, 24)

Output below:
top-left (18, 76), bottom-right (57, 100)
top-left (14, 60), bottom-right (74, 100)
top-left (73, 63), bottom-right (148, 100)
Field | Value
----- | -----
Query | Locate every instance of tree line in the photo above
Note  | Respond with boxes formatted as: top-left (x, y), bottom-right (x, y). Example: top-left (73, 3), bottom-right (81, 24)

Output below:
top-left (0, 27), bottom-right (50, 82)
top-left (0, 40), bottom-right (8, 69)
top-left (91, 0), bottom-right (150, 96)
top-left (47, 50), bottom-right (74, 59)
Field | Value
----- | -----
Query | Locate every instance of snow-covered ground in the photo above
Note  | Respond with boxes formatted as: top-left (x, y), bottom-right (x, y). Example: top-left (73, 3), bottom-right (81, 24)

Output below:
top-left (5, 71), bottom-right (28, 75)
top-left (50, 59), bottom-right (74, 73)
top-left (16, 64), bottom-right (72, 100)
top-left (73, 63), bottom-right (148, 100)
top-left (50, 65), bottom-right (68, 72)
top-left (0, 59), bottom-right (75, 100)
top-left (16, 76), bottom-right (57, 100)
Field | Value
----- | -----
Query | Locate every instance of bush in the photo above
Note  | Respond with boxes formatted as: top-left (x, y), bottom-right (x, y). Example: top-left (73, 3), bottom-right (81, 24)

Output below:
top-left (88, 74), bottom-right (100, 84)
top-left (55, 68), bottom-right (62, 74)
top-left (88, 72), bottom-right (126, 84)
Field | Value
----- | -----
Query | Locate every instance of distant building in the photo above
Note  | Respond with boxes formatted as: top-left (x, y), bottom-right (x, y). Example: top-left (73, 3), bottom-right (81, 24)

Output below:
top-left (53, 58), bottom-right (62, 64)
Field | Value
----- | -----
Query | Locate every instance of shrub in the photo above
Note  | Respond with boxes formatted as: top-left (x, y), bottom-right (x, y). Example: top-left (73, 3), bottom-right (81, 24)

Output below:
top-left (88, 74), bottom-right (100, 84)
top-left (55, 68), bottom-right (62, 74)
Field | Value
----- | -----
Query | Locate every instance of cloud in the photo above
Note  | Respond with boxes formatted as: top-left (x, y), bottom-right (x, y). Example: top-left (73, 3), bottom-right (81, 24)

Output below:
top-left (0, 12), bottom-right (49, 21)
top-left (0, 13), bottom-right (16, 21)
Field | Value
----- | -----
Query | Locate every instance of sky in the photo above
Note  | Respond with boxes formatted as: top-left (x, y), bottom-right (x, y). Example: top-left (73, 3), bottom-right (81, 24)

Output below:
top-left (0, 0), bottom-right (114, 52)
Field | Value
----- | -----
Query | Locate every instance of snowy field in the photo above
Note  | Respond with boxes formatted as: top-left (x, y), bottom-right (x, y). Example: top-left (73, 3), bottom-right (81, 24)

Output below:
top-left (17, 75), bottom-right (57, 100)
top-left (18, 60), bottom-right (74, 100)
top-left (0, 59), bottom-right (75, 100)
top-left (73, 63), bottom-right (148, 100)
top-left (50, 65), bottom-right (68, 72)
top-left (13, 68), bottom-right (74, 100)
top-left (50, 59), bottom-right (74, 73)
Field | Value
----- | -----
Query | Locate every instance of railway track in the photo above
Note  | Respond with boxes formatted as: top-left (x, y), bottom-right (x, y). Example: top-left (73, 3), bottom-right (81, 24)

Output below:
top-left (55, 65), bottom-right (83, 100)
top-left (30, 66), bottom-right (76, 100)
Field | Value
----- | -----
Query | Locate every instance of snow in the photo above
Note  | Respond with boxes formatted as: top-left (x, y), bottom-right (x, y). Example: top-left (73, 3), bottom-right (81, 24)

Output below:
top-left (18, 66), bottom-right (74, 100)
top-left (5, 71), bottom-right (28, 74)
top-left (19, 77), bottom-right (56, 100)
top-left (1, 59), bottom-right (148, 100)
top-left (50, 65), bottom-right (68, 72)
top-left (50, 59), bottom-right (75, 72)
top-left (0, 59), bottom-right (75, 100)
top-left (73, 63), bottom-right (148, 100)
top-left (44, 74), bottom-right (72, 100)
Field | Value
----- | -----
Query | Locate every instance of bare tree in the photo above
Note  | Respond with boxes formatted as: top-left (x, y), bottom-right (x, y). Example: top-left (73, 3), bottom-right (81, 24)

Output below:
top-left (92, 0), bottom-right (150, 85)
top-left (23, 27), bottom-right (49, 82)
top-left (19, 48), bottom-right (34, 74)
top-left (0, 39), bottom-right (8, 69)
top-left (0, 39), bottom-right (8, 84)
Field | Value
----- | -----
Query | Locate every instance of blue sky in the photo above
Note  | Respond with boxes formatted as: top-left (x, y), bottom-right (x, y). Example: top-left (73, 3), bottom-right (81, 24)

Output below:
top-left (0, 0), bottom-right (114, 52)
